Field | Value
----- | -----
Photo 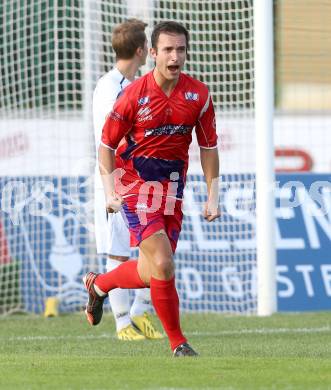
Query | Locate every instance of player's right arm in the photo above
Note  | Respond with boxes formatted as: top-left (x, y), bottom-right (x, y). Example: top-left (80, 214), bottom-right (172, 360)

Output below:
top-left (99, 90), bottom-right (135, 212)
top-left (98, 144), bottom-right (123, 213)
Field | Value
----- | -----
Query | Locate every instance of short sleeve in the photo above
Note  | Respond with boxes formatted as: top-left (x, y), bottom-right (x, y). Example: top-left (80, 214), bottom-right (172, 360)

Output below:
top-left (101, 90), bottom-right (135, 150)
top-left (93, 79), bottom-right (118, 150)
top-left (195, 93), bottom-right (218, 149)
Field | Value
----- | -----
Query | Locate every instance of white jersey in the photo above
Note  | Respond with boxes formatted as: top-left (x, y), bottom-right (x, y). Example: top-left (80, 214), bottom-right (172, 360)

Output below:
top-left (93, 67), bottom-right (131, 255)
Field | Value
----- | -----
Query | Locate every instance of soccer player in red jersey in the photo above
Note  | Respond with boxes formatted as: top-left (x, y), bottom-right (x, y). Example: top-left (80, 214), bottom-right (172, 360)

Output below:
top-left (93, 19), bottom-right (163, 341)
top-left (83, 21), bottom-right (220, 357)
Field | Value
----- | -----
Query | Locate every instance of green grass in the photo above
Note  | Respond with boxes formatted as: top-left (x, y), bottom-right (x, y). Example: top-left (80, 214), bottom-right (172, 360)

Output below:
top-left (0, 312), bottom-right (330, 390)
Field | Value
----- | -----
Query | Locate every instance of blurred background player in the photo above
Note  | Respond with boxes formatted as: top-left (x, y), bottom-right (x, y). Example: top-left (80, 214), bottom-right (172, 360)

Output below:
top-left (85, 20), bottom-right (219, 356)
top-left (93, 18), bottom-right (163, 341)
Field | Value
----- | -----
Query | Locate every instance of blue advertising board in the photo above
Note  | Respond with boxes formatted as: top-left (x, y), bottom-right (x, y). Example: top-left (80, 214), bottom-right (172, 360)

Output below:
top-left (0, 173), bottom-right (330, 313)
top-left (0, 176), bottom-right (91, 313)
top-left (276, 174), bottom-right (331, 311)
top-left (175, 173), bottom-right (331, 312)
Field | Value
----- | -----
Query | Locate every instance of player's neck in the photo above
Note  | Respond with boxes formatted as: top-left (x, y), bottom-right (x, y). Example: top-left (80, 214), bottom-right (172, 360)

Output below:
top-left (153, 68), bottom-right (179, 97)
top-left (116, 59), bottom-right (140, 82)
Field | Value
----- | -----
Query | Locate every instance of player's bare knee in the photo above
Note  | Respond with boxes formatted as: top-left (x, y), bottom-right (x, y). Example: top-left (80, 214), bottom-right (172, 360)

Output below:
top-left (153, 256), bottom-right (174, 279)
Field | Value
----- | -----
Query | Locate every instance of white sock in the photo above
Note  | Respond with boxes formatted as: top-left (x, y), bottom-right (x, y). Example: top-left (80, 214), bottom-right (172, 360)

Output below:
top-left (130, 288), bottom-right (153, 318)
top-left (106, 258), bottom-right (131, 332)
top-left (94, 284), bottom-right (107, 297)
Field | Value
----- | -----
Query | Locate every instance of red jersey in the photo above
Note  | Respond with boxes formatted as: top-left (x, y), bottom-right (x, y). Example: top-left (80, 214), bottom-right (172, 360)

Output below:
top-left (101, 70), bottom-right (217, 199)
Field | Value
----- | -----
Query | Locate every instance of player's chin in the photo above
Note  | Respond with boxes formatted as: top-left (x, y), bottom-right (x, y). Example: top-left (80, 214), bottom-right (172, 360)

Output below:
top-left (166, 66), bottom-right (181, 77)
top-left (166, 73), bottom-right (179, 81)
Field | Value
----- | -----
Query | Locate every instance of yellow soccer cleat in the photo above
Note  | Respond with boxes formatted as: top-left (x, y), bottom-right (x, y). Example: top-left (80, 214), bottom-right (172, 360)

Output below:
top-left (131, 312), bottom-right (164, 340)
top-left (44, 297), bottom-right (59, 317)
top-left (117, 324), bottom-right (146, 341)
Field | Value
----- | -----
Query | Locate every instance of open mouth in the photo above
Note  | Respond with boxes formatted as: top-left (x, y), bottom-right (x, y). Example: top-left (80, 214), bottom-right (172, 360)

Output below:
top-left (167, 65), bottom-right (180, 72)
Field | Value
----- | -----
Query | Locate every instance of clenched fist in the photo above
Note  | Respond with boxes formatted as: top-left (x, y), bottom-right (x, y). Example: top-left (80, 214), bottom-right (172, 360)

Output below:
top-left (106, 193), bottom-right (124, 213)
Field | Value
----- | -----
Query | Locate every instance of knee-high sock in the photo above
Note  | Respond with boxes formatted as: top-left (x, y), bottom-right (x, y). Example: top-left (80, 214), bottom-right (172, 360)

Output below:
top-left (105, 258), bottom-right (131, 332)
top-left (150, 276), bottom-right (186, 350)
top-left (95, 260), bottom-right (146, 293)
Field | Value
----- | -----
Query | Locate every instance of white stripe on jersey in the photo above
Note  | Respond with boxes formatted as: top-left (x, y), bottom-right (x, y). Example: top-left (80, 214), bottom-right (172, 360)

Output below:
top-left (100, 141), bottom-right (116, 151)
top-left (198, 92), bottom-right (210, 118)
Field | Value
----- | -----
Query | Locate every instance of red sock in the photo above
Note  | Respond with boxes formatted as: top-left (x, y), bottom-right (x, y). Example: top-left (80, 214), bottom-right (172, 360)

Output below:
top-left (150, 276), bottom-right (187, 350)
top-left (95, 261), bottom-right (146, 292)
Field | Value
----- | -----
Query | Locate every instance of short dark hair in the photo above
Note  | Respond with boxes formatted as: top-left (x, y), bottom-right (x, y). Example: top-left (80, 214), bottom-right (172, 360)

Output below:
top-left (112, 19), bottom-right (147, 60)
top-left (151, 21), bottom-right (189, 51)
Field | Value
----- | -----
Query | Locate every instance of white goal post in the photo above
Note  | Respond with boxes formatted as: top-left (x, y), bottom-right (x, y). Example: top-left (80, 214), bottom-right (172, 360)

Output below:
top-left (254, 0), bottom-right (276, 315)
top-left (0, 0), bottom-right (276, 316)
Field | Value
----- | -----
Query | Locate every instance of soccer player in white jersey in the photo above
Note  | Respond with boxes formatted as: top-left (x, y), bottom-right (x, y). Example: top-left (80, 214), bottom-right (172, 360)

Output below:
top-left (93, 19), bottom-right (163, 341)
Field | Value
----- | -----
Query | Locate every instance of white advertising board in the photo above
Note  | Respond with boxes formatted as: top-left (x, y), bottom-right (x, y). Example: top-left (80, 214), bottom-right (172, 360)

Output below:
top-left (0, 114), bottom-right (330, 175)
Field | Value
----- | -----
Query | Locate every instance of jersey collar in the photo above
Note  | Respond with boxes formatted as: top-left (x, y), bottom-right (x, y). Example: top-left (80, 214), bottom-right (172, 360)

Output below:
top-left (150, 70), bottom-right (183, 99)
top-left (113, 67), bottom-right (130, 89)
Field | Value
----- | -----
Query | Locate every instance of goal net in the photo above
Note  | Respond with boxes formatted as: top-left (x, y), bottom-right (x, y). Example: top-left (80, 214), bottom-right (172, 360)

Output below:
top-left (0, 0), bottom-right (256, 315)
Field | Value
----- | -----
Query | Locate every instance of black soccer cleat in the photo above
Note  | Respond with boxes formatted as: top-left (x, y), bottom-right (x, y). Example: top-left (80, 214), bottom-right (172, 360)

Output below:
top-left (83, 272), bottom-right (106, 326)
top-left (173, 342), bottom-right (199, 357)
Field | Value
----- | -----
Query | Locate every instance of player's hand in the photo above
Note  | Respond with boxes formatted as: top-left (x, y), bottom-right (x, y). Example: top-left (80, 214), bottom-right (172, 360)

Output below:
top-left (203, 200), bottom-right (220, 222)
top-left (105, 193), bottom-right (123, 213)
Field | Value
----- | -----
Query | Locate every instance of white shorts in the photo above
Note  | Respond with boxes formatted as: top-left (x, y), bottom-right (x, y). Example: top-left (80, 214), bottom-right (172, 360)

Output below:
top-left (94, 184), bottom-right (130, 257)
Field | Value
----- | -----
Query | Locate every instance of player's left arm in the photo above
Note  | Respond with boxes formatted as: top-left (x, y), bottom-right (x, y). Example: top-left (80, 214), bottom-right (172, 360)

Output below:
top-left (196, 92), bottom-right (220, 222)
top-left (200, 147), bottom-right (220, 221)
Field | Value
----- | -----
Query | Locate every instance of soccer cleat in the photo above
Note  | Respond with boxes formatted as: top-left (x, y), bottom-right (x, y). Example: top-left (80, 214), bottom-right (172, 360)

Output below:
top-left (44, 297), bottom-right (59, 317)
top-left (173, 343), bottom-right (199, 357)
top-left (117, 324), bottom-right (146, 341)
top-left (83, 272), bottom-right (106, 326)
top-left (131, 312), bottom-right (164, 340)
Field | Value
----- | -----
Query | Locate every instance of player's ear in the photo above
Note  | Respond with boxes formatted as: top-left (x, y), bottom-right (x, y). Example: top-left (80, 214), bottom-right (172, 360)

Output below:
top-left (150, 47), bottom-right (157, 60)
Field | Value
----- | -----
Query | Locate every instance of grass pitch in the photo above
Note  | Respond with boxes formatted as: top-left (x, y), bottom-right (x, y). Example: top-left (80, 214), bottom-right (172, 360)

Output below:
top-left (0, 311), bottom-right (330, 390)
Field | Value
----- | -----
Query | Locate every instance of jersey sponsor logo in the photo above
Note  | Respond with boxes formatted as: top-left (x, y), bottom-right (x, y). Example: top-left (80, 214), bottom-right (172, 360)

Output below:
top-left (138, 96), bottom-right (150, 106)
top-left (185, 92), bottom-right (199, 101)
top-left (145, 124), bottom-right (192, 137)
top-left (137, 115), bottom-right (153, 123)
top-left (137, 107), bottom-right (151, 117)
top-left (137, 107), bottom-right (152, 123)
top-left (108, 110), bottom-right (123, 121)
